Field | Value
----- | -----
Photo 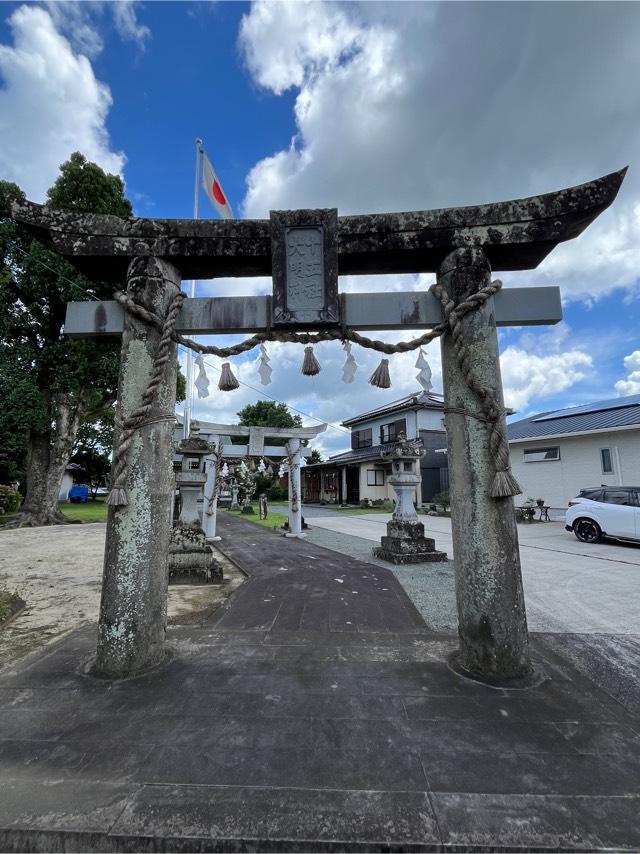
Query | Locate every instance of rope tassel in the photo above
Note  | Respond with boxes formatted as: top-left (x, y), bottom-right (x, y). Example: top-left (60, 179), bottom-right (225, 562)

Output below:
top-left (301, 346), bottom-right (321, 376)
top-left (369, 357), bottom-right (391, 388)
top-left (491, 469), bottom-right (522, 499)
top-left (218, 362), bottom-right (239, 391)
top-left (106, 487), bottom-right (128, 508)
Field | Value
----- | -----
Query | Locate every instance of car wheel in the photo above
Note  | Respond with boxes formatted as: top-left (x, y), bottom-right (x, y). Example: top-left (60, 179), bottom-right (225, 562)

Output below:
top-left (573, 518), bottom-right (602, 544)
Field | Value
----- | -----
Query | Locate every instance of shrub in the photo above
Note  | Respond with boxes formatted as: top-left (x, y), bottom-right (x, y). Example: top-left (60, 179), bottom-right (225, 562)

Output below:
top-left (0, 485), bottom-right (21, 515)
top-left (433, 490), bottom-right (450, 511)
top-left (266, 484), bottom-right (287, 501)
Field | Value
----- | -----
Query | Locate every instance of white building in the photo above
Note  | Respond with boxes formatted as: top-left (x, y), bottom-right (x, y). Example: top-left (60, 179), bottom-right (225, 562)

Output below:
top-left (508, 394), bottom-right (640, 512)
top-left (302, 391), bottom-right (448, 505)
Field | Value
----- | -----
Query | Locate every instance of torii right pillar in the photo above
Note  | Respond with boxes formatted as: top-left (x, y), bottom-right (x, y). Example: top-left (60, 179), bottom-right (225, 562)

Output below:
top-left (439, 247), bottom-right (531, 681)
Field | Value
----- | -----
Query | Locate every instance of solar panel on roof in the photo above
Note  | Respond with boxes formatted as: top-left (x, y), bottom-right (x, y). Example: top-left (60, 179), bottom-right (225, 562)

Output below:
top-left (532, 394), bottom-right (640, 422)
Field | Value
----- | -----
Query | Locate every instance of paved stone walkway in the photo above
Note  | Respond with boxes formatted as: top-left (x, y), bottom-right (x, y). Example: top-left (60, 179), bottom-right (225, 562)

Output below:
top-left (0, 513), bottom-right (639, 851)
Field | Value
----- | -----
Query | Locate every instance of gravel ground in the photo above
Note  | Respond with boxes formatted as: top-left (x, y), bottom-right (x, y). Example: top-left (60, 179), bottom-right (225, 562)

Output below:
top-left (0, 523), bottom-right (244, 669)
top-left (304, 526), bottom-right (458, 631)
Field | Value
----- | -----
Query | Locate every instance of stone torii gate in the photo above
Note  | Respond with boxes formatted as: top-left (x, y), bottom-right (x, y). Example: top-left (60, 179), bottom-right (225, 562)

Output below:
top-left (10, 168), bottom-right (624, 681)
top-left (193, 421), bottom-right (328, 541)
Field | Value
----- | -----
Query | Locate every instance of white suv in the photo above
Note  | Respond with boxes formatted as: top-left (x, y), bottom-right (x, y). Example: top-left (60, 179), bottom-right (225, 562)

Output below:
top-left (565, 486), bottom-right (640, 544)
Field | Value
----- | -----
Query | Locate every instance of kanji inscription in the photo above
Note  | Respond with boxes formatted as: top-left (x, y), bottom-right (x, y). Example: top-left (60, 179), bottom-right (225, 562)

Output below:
top-left (285, 227), bottom-right (324, 311)
top-left (270, 208), bottom-right (339, 326)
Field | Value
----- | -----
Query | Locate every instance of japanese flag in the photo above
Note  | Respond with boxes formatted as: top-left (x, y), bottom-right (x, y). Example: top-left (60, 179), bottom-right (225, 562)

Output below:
top-left (202, 151), bottom-right (234, 219)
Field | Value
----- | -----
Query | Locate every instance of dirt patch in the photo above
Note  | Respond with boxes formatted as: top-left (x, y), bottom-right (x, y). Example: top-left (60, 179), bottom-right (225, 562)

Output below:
top-left (0, 523), bottom-right (245, 669)
top-left (168, 551), bottom-right (245, 626)
top-left (0, 591), bottom-right (26, 627)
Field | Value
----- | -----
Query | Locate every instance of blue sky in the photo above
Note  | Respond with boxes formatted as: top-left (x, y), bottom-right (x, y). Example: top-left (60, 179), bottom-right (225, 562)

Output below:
top-left (1, 1), bottom-right (639, 457)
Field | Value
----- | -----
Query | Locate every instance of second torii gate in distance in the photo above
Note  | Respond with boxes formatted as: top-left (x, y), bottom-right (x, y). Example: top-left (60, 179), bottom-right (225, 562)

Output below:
top-left (194, 421), bottom-right (328, 541)
top-left (10, 167), bottom-right (625, 681)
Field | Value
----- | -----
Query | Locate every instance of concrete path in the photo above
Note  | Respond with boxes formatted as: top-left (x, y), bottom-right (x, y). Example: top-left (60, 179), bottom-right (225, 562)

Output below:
top-left (304, 512), bottom-right (640, 634)
top-left (0, 512), bottom-right (639, 852)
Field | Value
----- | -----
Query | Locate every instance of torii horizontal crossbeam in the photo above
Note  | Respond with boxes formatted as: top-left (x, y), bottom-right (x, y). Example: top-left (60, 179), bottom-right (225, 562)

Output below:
top-left (10, 169), bottom-right (626, 281)
top-left (65, 286), bottom-right (562, 336)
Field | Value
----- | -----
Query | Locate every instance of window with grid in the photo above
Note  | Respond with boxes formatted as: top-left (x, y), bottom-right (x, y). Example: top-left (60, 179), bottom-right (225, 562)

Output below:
top-left (366, 469), bottom-right (384, 486)
top-left (352, 428), bottom-right (372, 449)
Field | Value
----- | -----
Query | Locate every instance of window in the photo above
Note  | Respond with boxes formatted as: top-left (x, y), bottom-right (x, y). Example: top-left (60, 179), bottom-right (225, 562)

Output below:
top-left (603, 489), bottom-right (637, 506)
top-left (579, 488), bottom-right (603, 501)
top-left (380, 419), bottom-right (406, 443)
top-left (523, 447), bottom-right (560, 463)
top-left (352, 428), bottom-right (372, 449)
top-left (600, 448), bottom-right (613, 474)
top-left (366, 469), bottom-right (384, 486)
top-left (187, 459), bottom-right (200, 470)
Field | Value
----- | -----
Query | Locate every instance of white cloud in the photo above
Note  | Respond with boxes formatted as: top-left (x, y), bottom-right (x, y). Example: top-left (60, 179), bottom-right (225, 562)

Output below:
top-left (226, 1), bottom-right (640, 443)
top-left (240, 1), bottom-right (640, 303)
top-left (614, 350), bottom-right (640, 397)
top-left (43, 1), bottom-right (150, 56)
top-left (500, 347), bottom-right (592, 413)
top-left (112, 1), bottom-right (151, 49)
top-left (0, 5), bottom-right (125, 201)
top-left (44, 1), bottom-right (104, 58)
top-left (239, 0), bottom-right (363, 95)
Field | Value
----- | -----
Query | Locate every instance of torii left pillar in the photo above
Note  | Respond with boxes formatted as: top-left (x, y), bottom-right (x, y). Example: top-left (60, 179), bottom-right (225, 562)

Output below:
top-left (95, 255), bottom-right (181, 678)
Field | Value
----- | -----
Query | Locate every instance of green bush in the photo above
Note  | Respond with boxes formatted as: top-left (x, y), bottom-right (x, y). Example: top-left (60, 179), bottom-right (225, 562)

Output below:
top-left (433, 489), bottom-right (450, 511)
top-left (0, 485), bottom-right (21, 515)
top-left (266, 484), bottom-right (287, 501)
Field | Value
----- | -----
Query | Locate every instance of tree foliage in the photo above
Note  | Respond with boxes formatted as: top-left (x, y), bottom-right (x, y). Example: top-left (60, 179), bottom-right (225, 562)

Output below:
top-left (0, 155), bottom-right (129, 499)
top-left (46, 152), bottom-right (132, 217)
top-left (237, 401), bottom-right (302, 429)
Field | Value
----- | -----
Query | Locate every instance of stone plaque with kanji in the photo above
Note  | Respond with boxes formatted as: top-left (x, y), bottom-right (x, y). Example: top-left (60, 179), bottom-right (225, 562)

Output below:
top-left (270, 208), bottom-right (339, 326)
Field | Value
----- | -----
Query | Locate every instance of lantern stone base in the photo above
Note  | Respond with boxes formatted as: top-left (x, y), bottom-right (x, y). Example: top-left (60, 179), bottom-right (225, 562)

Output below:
top-left (373, 520), bottom-right (447, 564)
top-left (168, 523), bottom-right (224, 585)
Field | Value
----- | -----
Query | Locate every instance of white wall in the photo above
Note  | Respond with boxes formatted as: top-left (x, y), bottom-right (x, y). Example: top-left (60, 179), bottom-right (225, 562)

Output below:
top-left (416, 409), bottom-right (446, 431)
top-left (358, 463), bottom-right (390, 501)
top-left (509, 429), bottom-right (640, 509)
top-left (351, 406), bottom-right (443, 446)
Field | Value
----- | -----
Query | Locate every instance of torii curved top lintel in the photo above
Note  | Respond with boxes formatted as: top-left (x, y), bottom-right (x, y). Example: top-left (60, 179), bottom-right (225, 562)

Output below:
top-left (9, 168), bottom-right (626, 281)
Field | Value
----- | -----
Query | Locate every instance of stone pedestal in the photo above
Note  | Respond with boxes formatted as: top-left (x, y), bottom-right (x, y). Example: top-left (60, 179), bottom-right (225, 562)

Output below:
top-left (169, 429), bottom-right (223, 585)
top-left (168, 523), bottom-right (222, 585)
top-left (375, 519), bottom-right (447, 564)
top-left (373, 433), bottom-right (446, 565)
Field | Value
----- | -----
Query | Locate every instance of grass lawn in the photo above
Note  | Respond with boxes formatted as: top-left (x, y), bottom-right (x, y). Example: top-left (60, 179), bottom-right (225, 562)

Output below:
top-left (223, 508), bottom-right (289, 532)
top-left (59, 498), bottom-right (108, 523)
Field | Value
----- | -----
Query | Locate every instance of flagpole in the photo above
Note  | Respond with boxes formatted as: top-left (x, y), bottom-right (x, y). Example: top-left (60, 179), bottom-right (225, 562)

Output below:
top-left (183, 137), bottom-right (203, 439)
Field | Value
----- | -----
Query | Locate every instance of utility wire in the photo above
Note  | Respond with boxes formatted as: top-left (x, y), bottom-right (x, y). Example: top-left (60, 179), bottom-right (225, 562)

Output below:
top-left (8, 246), bottom-right (352, 441)
top-left (11, 243), bottom-right (100, 301)
top-left (179, 344), bottom-right (352, 438)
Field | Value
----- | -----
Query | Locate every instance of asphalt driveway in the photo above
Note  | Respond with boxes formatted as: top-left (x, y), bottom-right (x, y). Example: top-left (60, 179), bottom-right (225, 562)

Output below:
top-left (303, 510), bottom-right (640, 635)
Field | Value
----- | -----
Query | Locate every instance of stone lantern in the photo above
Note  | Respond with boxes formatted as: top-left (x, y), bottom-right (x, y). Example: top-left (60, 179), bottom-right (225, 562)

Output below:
top-left (374, 433), bottom-right (446, 564)
top-left (169, 422), bottom-right (222, 583)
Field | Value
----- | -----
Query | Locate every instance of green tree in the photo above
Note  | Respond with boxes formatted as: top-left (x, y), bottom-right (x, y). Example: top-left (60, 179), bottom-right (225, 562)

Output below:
top-left (70, 411), bottom-right (114, 500)
top-left (306, 449), bottom-right (323, 464)
top-left (0, 154), bottom-right (131, 525)
top-left (237, 401), bottom-right (302, 430)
